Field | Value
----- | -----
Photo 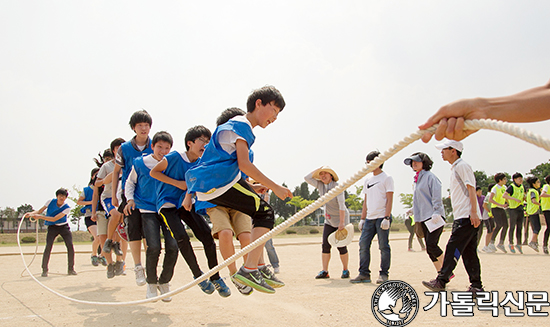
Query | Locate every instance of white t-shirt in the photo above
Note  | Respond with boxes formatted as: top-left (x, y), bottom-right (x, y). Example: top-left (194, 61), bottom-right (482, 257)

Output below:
top-left (125, 154), bottom-right (160, 213)
top-left (362, 171), bottom-right (394, 219)
top-left (449, 158), bottom-right (481, 219)
top-left (97, 160), bottom-right (115, 201)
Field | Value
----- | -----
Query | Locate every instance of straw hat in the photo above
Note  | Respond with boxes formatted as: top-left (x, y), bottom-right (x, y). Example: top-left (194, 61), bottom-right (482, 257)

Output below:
top-left (312, 166), bottom-right (339, 182)
top-left (328, 224), bottom-right (354, 247)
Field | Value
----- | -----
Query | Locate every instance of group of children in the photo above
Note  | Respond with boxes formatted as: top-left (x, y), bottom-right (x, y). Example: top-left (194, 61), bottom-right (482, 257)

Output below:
top-left (25, 85), bottom-right (291, 300)
top-left (476, 172), bottom-right (550, 255)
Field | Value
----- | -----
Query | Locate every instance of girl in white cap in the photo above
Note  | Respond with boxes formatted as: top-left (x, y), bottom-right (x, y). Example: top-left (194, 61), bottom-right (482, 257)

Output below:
top-left (305, 166), bottom-right (351, 279)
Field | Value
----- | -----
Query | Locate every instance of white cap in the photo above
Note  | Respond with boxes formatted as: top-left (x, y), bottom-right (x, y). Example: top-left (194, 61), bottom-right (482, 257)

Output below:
top-left (435, 140), bottom-right (464, 152)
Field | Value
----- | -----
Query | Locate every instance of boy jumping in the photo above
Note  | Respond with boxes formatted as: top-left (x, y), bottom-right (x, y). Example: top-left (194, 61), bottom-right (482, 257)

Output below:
top-left (186, 85), bottom-right (292, 294)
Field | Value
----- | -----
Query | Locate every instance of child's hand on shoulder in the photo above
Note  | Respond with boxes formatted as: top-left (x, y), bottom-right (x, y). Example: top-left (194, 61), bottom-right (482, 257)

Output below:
top-left (273, 185), bottom-right (293, 200)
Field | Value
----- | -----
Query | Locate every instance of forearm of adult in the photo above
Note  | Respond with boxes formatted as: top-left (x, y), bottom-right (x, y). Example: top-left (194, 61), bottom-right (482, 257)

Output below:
top-left (385, 192), bottom-right (393, 217)
top-left (304, 170), bottom-right (319, 188)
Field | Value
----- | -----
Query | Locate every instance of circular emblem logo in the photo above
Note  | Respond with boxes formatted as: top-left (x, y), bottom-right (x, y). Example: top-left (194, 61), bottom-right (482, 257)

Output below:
top-left (371, 280), bottom-right (419, 326)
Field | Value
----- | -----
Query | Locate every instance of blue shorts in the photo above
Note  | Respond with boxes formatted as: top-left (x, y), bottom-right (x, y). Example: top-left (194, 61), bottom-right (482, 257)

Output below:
top-left (101, 198), bottom-right (116, 217)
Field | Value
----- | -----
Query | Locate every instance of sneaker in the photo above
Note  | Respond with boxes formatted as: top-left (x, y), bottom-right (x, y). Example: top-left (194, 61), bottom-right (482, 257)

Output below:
top-left (422, 278), bottom-right (445, 291)
top-left (146, 283), bottom-right (158, 300)
top-left (41, 271), bottom-right (48, 277)
top-left (91, 255), bottom-right (99, 266)
top-left (197, 278), bottom-right (216, 295)
top-left (212, 278), bottom-right (231, 297)
top-left (508, 244), bottom-right (516, 254)
top-left (134, 265), bottom-right (146, 286)
top-left (376, 275), bottom-right (389, 284)
top-left (232, 266), bottom-right (275, 294)
top-left (467, 285), bottom-right (485, 299)
top-left (543, 246), bottom-right (549, 255)
top-left (350, 274), bottom-right (371, 283)
top-left (99, 256), bottom-right (108, 266)
top-left (481, 246), bottom-right (493, 253)
top-left (114, 261), bottom-right (124, 276)
top-left (528, 242), bottom-right (539, 252)
top-left (489, 243), bottom-right (497, 252)
top-left (121, 262), bottom-right (127, 275)
top-left (103, 239), bottom-right (113, 253)
top-left (107, 263), bottom-right (115, 279)
top-left (341, 270), bottom-right (350, 279)
top-left (157, 283), bottom-right (172, 302)
top-left (517, 245), bottom-right (524, 254)
top-left (259, 265), bottom-right (285, 288)
top-left (408, 248), bottom-right (415, 252)
top-left (68, 269), bottom-right (78, 276)
top-left (113, 242), bottom-right (123, 256)
top-left (231, 278), bottom-right (254, 296)
top-left (273, 267), bottom-right (280, 274)
top-left (315, 270), bottom-right (330, 279)
top-left (496, 244), bottom-right (507, 253)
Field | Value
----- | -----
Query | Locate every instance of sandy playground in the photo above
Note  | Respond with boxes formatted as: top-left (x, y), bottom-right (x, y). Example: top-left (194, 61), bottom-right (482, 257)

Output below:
top-left (1, 230), bottom-right (549, 327)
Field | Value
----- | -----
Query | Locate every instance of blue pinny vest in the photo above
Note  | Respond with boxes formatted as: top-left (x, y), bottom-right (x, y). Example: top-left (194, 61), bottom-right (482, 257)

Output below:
top-left (186, 119), bottom-right (255, 194)
top-left (132, 156), bottom-right (158, 212)
top-left (119, 138), bottom-right (153, 191)
top-left (45, 199), bottom-right (70, 226)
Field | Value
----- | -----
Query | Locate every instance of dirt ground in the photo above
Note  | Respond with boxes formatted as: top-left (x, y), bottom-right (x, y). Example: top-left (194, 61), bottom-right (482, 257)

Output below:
top-left (1, 231), bottom-right (549, 327)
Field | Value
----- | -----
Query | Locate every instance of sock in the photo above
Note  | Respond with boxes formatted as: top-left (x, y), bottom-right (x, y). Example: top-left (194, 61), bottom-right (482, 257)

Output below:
top-left (243, 266), bottom-right (257, 272)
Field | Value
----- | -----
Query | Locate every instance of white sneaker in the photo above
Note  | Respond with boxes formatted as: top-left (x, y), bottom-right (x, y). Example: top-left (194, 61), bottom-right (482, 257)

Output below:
top-left (273, 267), bottom-right (280, 274)
top-left (135, 265), bottom-right (146, 286)
top-left (481, 246), bottom-right (492, 253)
top-left (489, 243), bottom-right (497, 252)
top-left (157, 283), bottom-right (172, 302)
top-left (146, 283), bottom-right (158, 300)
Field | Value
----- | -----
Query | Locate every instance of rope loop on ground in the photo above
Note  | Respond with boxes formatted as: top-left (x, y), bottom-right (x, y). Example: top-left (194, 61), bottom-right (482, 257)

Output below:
top-left (17, 119), bottom-right (550, 305)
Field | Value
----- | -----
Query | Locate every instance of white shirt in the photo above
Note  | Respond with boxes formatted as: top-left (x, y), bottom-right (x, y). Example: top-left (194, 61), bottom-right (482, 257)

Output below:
top-left (97, 160), bottom-right (115, 201)
top-left (449, 158), bottom-right (481, 219)
top-left (362, 171), bottom-right (394, 219)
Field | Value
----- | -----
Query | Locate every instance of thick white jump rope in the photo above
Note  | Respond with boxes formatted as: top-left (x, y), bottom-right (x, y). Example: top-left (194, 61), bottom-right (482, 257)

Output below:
top-left (17, 119), bottom-right (550, 305)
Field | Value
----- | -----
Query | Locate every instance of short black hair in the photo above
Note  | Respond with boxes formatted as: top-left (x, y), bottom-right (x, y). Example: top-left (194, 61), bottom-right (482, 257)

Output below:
top-left (93, 149), bottom-right (113, 168)
top-left (494, 173), bottom-right (506, 183)
top-left (476, 186), bottom-right (482, 191)
top-left (411, 152), bottom-right (433, 171)
top-left (246, 85), bottom-right (286, 113)
top-left (56, 188), bottom-right (69, 197)
top-left (110, 137), bottom-right (125, 153)
top-left (152, 131), bottom-right (173, 147)
top-left (129, 110), bottom-right (152, 129)
top-left (456, 150), bottom-right (462, 158)
top-left (512, 172), bottom-right (523, 180)
top-left (89, 168), bottom-right (100, 186)
top-left (216, 107), bottom-right (246, 126)
top-left (185, 125), bottom-right (211, 150)
top-left (526, 175), bottom-right (539, 188)
top-left (366, 150), bottom-right (383, 169)
top-left (546, 175), bottom-right (550, 185)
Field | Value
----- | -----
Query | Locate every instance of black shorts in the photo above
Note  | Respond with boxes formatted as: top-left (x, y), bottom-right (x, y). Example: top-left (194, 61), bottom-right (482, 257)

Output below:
top-left (119, 193), bottom-right (144, 241)
top-left (84, 216), bottom-right (96, 228)
top-left (208, 178), bottom-right (275, 230)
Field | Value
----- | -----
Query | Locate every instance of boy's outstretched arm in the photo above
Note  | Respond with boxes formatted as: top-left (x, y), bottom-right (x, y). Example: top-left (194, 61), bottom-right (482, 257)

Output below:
top-left (235, 139), bottom-right (292, 200)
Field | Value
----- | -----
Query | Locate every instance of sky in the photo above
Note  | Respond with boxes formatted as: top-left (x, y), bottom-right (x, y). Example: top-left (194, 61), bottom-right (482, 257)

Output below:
top-left (1, 1), bottom-right (550, 230)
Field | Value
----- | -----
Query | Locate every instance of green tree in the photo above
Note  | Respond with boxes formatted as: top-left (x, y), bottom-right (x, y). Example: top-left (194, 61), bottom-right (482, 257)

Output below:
top-left (529, 160), bottom-right (550, 183)
top-left (474, 170), bottom-right (491, 194)
top-left (443, 189), bottom-right (453, 222)
top-left (345, 185), bottom-right (364, 211)
top-left (286, 196), bottom-right (315, 225)
top-left (270, 182), bottom-right (294, 219)
top-left (1, 207), bottom-right (18, 230)
top-left (69, 185), bottom-right (84, 231)
top-left (17, 204), bottom-right (35, 230)
top-left (399, 193), bottom-right (413, 209)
